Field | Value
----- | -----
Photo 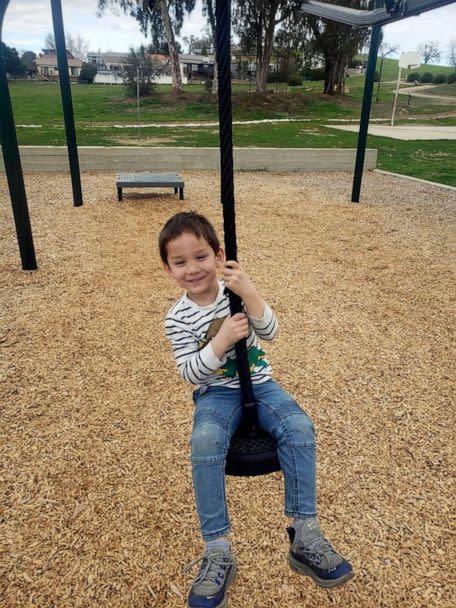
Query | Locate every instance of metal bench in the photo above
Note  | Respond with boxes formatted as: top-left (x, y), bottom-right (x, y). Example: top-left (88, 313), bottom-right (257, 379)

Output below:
top-left (116, 172), bottom-right (184, 201)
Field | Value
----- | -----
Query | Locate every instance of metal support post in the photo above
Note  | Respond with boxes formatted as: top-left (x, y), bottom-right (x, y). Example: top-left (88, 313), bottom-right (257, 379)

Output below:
top-left (351, 10), bottom-right (383, 203)
top-left (51, 0), bottom-right (83, 206)
top-left (0, 0), bottom-right (37, 270)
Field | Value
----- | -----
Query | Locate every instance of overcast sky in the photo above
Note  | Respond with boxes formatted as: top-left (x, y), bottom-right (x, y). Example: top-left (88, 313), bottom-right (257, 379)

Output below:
top-left (2, 0), bottom-right (456, 64)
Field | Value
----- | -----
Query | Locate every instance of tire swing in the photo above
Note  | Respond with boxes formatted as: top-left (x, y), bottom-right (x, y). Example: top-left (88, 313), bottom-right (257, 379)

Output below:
top-left (215, 0), bottom-right (281, 478)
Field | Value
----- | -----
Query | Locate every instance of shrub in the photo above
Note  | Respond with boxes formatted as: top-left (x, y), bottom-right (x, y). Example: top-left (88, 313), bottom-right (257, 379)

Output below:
top-left (433, 74), bottom-right (446, 84)
top-left (204, 78), bottom-right (213, 91)
top-left (79, 62), bottom-right (97, 84)
top-left (420, 72), bottom-right (434, 83)
top-left (299, 65), bottom-right (312, 80)
top-left (447, 73), bottom-right (456, 84)
top-left (267, 71), bottom-right (288, 83)
top-left (309, 68), bottom-right (325, 81)
top-left (407, 72), bottom-right (420, 83)
top-left (288, 75), bottom-right (303, 87)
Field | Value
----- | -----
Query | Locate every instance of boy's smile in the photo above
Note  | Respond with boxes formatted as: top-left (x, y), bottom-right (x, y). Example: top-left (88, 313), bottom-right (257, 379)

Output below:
top-left (165, 232), bottom-right (225, 306)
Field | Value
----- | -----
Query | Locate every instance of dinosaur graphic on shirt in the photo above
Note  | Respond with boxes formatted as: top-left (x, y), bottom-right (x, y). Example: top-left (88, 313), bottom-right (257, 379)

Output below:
top-left (198, 317), bottom-right (225, 351)
top-left (198, 317), bottom-right (269, 378)
top-left (218, 346), bottom-right (269, 378)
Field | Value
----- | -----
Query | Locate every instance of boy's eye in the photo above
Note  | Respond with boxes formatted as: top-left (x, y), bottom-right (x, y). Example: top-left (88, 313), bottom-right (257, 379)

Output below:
top-left (174, 261), bottom-right (184, 266)
top-left (197, 255), bottom-right (207, 260)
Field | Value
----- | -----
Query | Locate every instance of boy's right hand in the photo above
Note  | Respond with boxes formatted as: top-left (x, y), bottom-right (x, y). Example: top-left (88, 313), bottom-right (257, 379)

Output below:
top-left (211, 313), bottom-right (249, 358)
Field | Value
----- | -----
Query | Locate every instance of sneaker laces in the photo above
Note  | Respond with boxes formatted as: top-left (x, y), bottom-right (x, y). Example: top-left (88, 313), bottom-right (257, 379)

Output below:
top-left (183, 551), bottom-right (235, 588)
top-left (298, 535), bottom-right (341, 571)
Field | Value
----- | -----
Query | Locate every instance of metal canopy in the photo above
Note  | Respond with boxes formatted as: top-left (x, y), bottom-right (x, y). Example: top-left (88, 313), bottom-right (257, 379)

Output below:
top-left (300, 0), bottom-right (456, 27)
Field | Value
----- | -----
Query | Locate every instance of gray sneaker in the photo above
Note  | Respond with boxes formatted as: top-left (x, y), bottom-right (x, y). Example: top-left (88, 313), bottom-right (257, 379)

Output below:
top-left (287, 521), bottom-right (354, 588)
top-left (183, 550), bottom-right (237, 608)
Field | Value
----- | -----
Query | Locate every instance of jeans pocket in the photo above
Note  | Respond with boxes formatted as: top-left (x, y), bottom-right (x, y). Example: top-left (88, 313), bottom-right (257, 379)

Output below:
top-left (192, 385), bottom-right (209, 405)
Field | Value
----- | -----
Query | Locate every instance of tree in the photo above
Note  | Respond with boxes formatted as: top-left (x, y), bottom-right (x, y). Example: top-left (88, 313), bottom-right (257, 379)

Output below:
top-left (147, 39), bottom-right (182, 54)
top-left (79, 62), bottom-right (98, 83)
top-left (21, 50), bottom-right (36, 67)
top-left (233, 0), bottom-right (301, 93)
top-left (302, 1), bottom-right (370, 95)
top-left (44, 32), bottom-right (56, 50)
top-left (122, 45), bottom-right (167, 96)
top-left (183, 33), bottom-right (213, 55)
top-left (448, 38), bottom-right (456, 68)
top-left (1, 42), bottom-right (26, 77)
top-left (97, 0), bottom-right (196, 94)
top-left (201, 0), bottom-right (218, 94)
top-left (44, 32), bottom-right (89, 60)
top-left (376, 39), bottom-right (399, 102)
top-left (274, 19), bottom-right (315, 80)
top-left (417, 41), bottom-right (441, 65)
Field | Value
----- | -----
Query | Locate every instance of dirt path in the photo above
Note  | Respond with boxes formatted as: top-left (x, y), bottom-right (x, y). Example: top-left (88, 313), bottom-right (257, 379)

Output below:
top-left (396, 83), bottom-right (456, 103)
top-left (326, 124), bottom-right (456, 140)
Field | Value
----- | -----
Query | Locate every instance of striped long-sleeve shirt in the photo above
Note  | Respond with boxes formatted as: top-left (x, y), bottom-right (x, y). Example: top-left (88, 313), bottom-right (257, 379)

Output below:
top-left (165, 280), bottom-right (278, 389)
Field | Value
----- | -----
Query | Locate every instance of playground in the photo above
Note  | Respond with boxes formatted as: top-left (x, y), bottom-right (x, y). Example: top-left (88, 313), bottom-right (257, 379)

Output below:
top-left (1, 168), bottom-right (455, 607)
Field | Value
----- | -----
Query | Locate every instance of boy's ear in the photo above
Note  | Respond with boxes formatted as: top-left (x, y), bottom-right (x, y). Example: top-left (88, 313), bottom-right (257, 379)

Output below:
top-left (163, 262), bottom-right (172, 275)
top-left (216, 247), bottom-right (225, 267)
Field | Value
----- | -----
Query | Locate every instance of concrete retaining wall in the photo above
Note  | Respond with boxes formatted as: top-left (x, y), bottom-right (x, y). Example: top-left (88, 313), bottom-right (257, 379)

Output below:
top-left (1, 146), bottom-right (377, 172)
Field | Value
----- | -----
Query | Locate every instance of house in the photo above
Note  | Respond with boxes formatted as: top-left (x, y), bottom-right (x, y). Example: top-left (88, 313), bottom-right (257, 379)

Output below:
top-left (88, 51), bottom-right (132, 84)
top-left (179, 53), bottom-right (215, 82)
top-left (87, 51), bottom-right (129, 73)
top-left (34, 49), bottom-right (82, 81)
top-left (89, 51), bottom-right (187, 85)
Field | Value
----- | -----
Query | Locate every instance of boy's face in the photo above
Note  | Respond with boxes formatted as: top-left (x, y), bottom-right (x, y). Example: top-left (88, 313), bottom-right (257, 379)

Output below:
top-left (164, 231), bottom-right (225, 306)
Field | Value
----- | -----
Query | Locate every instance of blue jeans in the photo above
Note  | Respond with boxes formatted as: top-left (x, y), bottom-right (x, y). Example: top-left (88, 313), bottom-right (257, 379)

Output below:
top-left (191, 379), bottom-right (317, 541)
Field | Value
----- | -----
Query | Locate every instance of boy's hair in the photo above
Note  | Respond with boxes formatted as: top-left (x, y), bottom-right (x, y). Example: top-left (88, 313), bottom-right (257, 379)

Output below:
top-left (159, 211), bottom-right (221, 265)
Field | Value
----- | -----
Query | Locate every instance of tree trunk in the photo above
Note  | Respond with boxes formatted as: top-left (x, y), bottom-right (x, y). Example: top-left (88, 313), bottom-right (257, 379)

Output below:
top-left (205, 0), bottom-right (218, 95)
top-left (256, 56), bottom-right (270, 93)
top-left (212, 59), bottom-right (219, 95)
top-left (157, 0), bottom-right (183, 94)
top-left (255, 16), bottom-right (275, 93)
top-left (323, 53), bottom-right (346, 95)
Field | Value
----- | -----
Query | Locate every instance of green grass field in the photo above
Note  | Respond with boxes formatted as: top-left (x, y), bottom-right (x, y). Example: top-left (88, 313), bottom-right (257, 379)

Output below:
top-left (366, 55), bottom-right (456, 82)
top-left (7, 77), bottom-right (456, 187)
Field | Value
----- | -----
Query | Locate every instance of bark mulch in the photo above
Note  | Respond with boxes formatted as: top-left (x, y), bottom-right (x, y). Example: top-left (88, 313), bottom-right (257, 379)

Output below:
top-left (1, 170), bottom-right (455, 608)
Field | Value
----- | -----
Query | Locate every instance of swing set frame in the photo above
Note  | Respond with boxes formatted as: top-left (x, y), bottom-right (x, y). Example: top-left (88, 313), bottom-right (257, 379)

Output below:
top-left (1, 0), bottom-right (455, 271)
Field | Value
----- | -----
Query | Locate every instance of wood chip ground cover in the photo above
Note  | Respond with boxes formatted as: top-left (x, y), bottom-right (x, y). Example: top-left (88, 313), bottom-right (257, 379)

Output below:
top-left (0, 170), bottom-right (455, 608)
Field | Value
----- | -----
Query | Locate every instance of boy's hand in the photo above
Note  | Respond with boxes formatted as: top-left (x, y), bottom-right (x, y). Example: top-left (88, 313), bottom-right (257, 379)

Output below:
top-left (211, 313), bottom-right (249, 358)
top-left (223, 261), bottom-right (256, 300)
top-left (223, 261), bottom-right (266, 320)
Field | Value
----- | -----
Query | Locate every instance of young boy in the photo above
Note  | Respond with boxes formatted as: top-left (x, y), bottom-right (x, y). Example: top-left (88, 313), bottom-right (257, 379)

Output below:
top-left (159, 211), bottom-right (354, 608)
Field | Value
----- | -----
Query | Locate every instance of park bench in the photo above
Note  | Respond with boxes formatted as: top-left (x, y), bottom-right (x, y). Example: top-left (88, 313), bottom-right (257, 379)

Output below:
top-left (116, 172), bottom-right (184, 201)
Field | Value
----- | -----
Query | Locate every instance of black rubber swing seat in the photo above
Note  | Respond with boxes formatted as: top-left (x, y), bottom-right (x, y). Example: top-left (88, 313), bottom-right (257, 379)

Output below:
top-left (225, 426), bottom-right (281, 477)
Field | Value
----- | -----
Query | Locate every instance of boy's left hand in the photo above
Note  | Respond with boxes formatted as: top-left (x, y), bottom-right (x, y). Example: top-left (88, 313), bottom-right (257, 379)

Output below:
top-left (223, 261), bottom-right (256, 299)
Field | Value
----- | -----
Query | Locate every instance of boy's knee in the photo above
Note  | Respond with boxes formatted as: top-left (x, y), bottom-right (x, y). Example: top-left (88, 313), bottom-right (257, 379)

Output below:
top-left (191, 422), bottom-right (228, 461)
top-left (280, 402), bottom-right (315, 447)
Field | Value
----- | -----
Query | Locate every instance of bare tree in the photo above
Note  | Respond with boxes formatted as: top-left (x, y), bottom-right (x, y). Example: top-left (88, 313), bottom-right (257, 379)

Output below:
top-left (66, 34), bottom-right (89, 61)
top-left (417, 41), bottom-right (441, 65)
top-left (376, 39), bottom-right (399, 102)
top-left (448, 38), bottom-right (456, 68)
top-left (44, 32), bottom-right (56, 50)
top-left (44, 32), bottom-right (89, 60)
